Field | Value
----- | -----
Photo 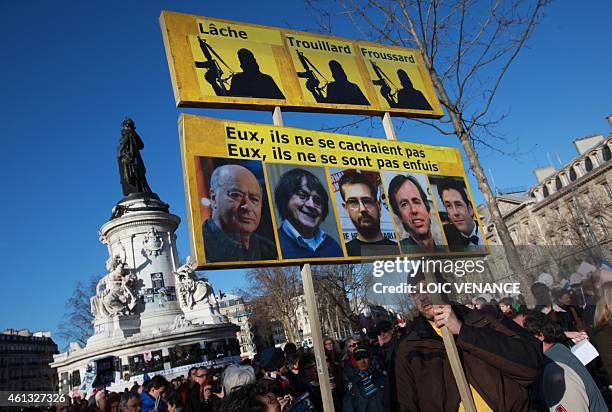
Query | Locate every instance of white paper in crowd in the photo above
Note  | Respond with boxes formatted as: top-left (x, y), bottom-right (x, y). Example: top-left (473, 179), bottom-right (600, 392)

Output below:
top-left (571, 339), bottom-right (599, 365)
top-left (577, 261), bottom-right (597, 277)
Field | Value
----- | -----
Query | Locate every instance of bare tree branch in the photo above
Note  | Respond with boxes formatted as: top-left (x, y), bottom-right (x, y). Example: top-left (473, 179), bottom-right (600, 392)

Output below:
top-left (467, 1), bottom-right (546, 133)
top-left (308, 0), bottom-right (550, 276)
top-left (57, 277), bottom-right (97, 349)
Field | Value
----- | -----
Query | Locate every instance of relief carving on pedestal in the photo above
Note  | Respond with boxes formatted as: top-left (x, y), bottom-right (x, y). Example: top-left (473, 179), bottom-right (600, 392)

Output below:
top-left (91, 247), bottom-right (138, 320)
top-left (142, 227), bottom-right (164, 257)
top-left (173, 257), bottom-right (219, 311)
top-left (169, 314), bottom-right (193, 331)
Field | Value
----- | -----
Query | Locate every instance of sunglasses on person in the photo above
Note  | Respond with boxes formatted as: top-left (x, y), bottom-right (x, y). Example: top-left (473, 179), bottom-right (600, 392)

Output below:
top-left (355, 354), bottom-right (369, 361)
top-left (348, 343), bottom-right (358, 348)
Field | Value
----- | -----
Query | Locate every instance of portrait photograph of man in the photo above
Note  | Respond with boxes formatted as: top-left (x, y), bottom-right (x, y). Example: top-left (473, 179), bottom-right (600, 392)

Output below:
top-left (382, 171), bottom-right (447, 254)
top-left (267, 164), bottom-right (344, 259)
top-left (428, 175), bottom-right (485, 252)
top-left (330, 169), bottom-right (399, 257)
top-left (195, 157), bottom-right (278, 263)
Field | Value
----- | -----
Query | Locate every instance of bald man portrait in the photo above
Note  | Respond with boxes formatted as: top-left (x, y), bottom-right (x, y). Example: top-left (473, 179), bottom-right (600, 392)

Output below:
top-left (202, 164), bottom-right (278, 263)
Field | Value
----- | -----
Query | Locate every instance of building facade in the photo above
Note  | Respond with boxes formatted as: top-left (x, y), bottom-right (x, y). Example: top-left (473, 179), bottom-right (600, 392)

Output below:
top-left (217, 293), bottom-right (256, 357)
top-left (293, 295), bottom-right (313, 348)
top-left (482, 133), bottom-right (611, 282)
top-left (0, 329), bottom-right (58, 391)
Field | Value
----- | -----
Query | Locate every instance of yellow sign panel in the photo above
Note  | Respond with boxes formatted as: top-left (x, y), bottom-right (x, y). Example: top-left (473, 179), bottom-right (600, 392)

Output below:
top-left (284, 33), bottom-right (370, 106)
top-left (161, 11), bottom-right (443, 118)
top-left (188, 19), bottom-right (286, 99)
top-left (359, 43), bottom-right (435, 112)
top-left (179, 114), bottom-right (486, 270)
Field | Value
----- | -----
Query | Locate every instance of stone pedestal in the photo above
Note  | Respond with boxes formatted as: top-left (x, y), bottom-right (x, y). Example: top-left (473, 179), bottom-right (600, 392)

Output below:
top-left (53, 193), bottom-right (239, 394)
top-left (87, 194), bottom-right (185, 348)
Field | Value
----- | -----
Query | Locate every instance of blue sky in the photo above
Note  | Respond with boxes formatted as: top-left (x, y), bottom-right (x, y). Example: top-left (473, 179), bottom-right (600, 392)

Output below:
top-left (1, 1), bottom-right (610, 348)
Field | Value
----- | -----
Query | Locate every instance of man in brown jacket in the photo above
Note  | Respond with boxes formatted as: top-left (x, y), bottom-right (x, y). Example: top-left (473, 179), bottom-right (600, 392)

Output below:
top-left (395, 278), bottom-right (543, 411)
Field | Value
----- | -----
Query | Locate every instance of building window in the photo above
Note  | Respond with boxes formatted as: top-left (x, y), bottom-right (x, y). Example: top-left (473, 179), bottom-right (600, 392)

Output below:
top-left (597, 216), bottom-right (609, 238)
top-left (603, 182), bottom-right (612, 198)
top-left (563, 229), bottom-right (571, 245)
top-left (555, 176), bottom-right (563, 190)
top-left (578, 223), bottom-right (588, 239)
top-left (603, 145), bottom-right (611, 161)
top-left (510, 229), bottom-right (517, 243)
top-left (585, 156), bottom-right (593, 171)
top-left (71, 370), bottom-right (81, 387)
top-left (523, 221), bottom-right (531, 240)
top-left (543, 185), bottom-right (549, 198)
top-left (539, 213), bottom-right (547, 226)
top-left (569, 167), bottom-right (577, 181)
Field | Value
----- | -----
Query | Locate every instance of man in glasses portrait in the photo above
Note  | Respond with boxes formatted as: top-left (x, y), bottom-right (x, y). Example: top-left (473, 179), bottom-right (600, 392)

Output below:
top-left (202, 164), bottom-right (278, 263)
top-left (338, 171), bottom-right (399, 257)
top-left (274, 168), bottom-right (343, 259)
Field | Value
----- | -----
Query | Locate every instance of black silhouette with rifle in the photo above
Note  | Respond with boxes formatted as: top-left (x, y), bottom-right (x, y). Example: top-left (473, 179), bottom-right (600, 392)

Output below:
top-left (296, 52), bottom-right (369, 106)
top-left (194, 38), bottom-right (284, 99)
top-left (370, 61), bottom-right (432, 110)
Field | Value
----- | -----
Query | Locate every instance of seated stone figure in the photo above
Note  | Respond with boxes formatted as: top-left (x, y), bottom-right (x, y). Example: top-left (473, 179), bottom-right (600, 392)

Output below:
top-left (174, 257), bottom-right (219, 311)
top-left (91, 255), bottom-right (137, 319)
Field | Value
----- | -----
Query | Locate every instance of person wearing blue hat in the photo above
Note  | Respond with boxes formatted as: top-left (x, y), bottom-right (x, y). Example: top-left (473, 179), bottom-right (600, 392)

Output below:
top-left (343, 345), bottom-right (385, 412)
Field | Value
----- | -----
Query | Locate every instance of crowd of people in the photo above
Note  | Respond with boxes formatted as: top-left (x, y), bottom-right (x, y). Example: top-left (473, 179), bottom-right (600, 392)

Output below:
top-left (51, 266), bottom-right (612, 412)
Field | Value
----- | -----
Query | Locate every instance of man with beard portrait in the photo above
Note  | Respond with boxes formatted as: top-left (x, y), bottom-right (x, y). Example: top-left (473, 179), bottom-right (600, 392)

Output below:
top-left (338, 172), bottom-right (399, 257)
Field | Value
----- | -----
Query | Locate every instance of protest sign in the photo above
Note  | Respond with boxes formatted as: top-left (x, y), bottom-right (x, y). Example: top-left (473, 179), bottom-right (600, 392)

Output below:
top-left (161, 11), bottom-right (443, 118)
top-left (179, 114), bottom-right (485, 269)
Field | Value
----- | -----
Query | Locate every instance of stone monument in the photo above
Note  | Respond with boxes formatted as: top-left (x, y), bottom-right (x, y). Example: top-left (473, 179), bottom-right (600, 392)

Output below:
top-left (52, 119), bottom-right (239, 394)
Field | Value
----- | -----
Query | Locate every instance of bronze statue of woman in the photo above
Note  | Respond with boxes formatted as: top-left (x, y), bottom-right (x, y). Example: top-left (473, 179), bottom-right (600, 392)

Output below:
top-left (117, 118), bottom-right (153, 196)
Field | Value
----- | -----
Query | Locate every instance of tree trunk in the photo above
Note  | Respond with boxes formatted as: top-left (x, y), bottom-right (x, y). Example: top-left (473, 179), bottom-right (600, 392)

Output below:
top-left (422, 55), bottom-right (525, 276)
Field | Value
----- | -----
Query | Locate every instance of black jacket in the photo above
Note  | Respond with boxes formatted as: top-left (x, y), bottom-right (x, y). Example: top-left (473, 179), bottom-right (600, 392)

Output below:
top-left (443, 222), bottom-right (482, 251)
top-left (371, 336), bottom-right (400, 411)
top-left (395, 306), bottom-right (542, 411)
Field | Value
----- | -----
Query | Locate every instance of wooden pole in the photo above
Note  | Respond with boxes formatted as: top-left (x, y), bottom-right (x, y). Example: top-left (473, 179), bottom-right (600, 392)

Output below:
top-left (440, 323), bottom-right (477, 412)
top-left (381, 112), bottom-right (477, 412)
top-left (272, 106), bottom-right (284, 127)
top-left (381, 112), bottom-right (398, 141)
top-left (301, 263), bottom-right (336, 412)
top-left (272, 107), bottom-right (336, 412)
